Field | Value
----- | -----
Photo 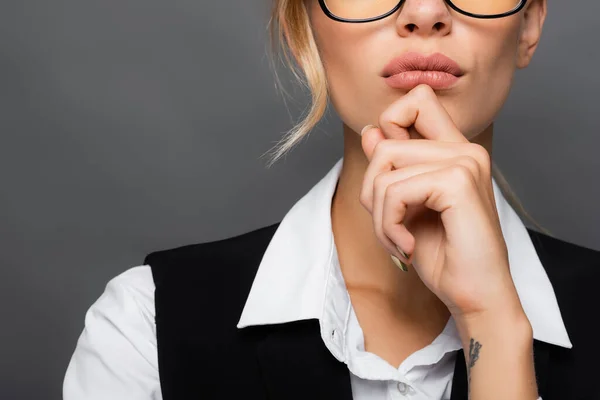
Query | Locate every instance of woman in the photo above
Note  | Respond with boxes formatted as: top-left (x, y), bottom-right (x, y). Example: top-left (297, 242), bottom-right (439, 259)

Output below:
top-left (63, 0), bottom-right (600, 399)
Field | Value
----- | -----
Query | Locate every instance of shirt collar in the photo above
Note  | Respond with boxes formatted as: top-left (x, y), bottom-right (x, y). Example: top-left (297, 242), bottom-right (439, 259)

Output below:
top-left (237, 156), bottom-right (573, 349)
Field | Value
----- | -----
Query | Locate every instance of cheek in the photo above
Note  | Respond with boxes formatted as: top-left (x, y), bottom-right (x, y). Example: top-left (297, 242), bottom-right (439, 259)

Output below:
top-left (453, 21), bottom-right (521, 137)
top-left (310, 7), bottom-right (383, 129)
top-left (323, 42), bottom-right (382, 132)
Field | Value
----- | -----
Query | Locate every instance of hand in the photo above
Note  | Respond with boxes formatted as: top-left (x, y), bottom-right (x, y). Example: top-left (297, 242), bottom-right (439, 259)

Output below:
top-left (359, 84), bottom-right (523, 320)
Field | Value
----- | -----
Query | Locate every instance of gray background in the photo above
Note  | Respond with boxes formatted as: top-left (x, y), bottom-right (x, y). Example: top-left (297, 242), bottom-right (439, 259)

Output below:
top-left (1, 1), bottom-right (598, 399)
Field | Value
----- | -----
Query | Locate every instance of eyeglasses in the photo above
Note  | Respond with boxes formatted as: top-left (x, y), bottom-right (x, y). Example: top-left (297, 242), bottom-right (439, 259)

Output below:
top-left (318, 0), bottom-right (527, 22)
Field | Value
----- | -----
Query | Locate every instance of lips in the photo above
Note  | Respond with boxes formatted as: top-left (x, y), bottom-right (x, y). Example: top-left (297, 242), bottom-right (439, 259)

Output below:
top-left (382, 52), bottom-right (464, 90)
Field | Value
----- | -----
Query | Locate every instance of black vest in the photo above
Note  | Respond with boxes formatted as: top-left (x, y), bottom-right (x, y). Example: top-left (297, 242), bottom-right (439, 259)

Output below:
top-left (144, 222), bottom-right (600, 400)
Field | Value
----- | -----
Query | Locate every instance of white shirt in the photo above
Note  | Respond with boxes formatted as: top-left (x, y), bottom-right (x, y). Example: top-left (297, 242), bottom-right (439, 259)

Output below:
top-left (63, 156), bottom-right (572, 400)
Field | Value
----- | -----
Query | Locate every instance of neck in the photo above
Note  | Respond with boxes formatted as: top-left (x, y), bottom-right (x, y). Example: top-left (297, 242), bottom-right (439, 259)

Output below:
top-left (331, 122), bottom-right (494, 312)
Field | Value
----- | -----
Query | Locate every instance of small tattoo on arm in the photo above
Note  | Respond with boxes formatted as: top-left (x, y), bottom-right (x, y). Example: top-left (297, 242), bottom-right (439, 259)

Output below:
top-left (467, 338), bottom-right (482, 398)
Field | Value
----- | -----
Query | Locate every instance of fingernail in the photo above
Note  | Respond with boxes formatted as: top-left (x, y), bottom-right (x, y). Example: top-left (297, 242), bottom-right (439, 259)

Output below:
top-left (396, 245), bottom-right (411, 263)
top-left (360, 124), bottom-right (378, 136)
top-left (391, 255), bottom-right (409, 272)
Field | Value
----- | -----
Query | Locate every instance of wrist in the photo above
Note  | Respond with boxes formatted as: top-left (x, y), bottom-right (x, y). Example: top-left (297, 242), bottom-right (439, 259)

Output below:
top-left (456, 306), bottom-right (538, 400)
top-left (454, 301), bottom-right (533, 346)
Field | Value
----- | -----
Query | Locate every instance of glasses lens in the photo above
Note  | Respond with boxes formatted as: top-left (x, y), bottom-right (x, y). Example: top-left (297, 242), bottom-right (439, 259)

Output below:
top-left (323, 0), bottom-right (522, 20)
top-left (452, 0), bottom-right (522, 15)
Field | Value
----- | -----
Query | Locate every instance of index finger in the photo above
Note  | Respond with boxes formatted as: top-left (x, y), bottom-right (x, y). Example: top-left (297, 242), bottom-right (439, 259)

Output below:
top-left (378, 84), bottom-right (468, 143)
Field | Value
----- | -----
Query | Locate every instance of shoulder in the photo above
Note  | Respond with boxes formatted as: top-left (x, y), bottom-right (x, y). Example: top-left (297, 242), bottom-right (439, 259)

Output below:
top-left (528, 228), bottom-right (600, 272)
top-left (527, 229), bottom-right (599, 301)
top-left (105, 264), bottom-right (156, 300)
top-left (144, 222), bottom-right (281, 286)
top-left (81, 265), bottom-right (157, 327)
top-left (63, 265), bottom-right (160, 400)
top-left (526, 232), bottom-right (600, 399)
top-left (527, 230), bottom-right (600, 358)
top-left (80, 265), bottom-right (156, 333)
top-left (141, 223), bottom-right (281, 340)
top-left (76, 264), bottom-right (157, 351)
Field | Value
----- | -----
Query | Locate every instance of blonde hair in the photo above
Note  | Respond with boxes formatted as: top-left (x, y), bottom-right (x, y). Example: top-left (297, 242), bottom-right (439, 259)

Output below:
top-left (261, 0), bottom-right (552, 237)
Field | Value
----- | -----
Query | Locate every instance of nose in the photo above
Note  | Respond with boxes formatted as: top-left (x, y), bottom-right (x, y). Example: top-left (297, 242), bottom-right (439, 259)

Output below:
top-left (395, 0), bottom-right (453, 38)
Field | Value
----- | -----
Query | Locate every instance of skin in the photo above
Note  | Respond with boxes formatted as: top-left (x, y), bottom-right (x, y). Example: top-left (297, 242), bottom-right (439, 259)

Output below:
top-left (305, 0), bottom-right (547, 398)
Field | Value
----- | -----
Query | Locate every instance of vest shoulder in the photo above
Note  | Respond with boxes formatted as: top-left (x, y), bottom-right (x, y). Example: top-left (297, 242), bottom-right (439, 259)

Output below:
top-left (527, 228), bottom-right (600, 269)
top-left (527, 228), bottom-right (600, 333)
top-left (143, 221), bottom-right (281, 285)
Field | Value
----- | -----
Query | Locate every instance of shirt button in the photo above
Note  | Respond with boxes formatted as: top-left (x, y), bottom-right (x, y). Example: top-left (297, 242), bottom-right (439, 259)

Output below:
top-left (397, 381), bottom-right (410, 395)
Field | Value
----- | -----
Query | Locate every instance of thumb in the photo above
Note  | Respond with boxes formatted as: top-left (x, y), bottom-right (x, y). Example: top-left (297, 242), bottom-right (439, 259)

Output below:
top-left (360, 125), bottom-right (385, 162)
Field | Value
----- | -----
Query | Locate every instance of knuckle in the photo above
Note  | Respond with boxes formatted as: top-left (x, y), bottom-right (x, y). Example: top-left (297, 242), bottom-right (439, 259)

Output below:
top-left (468, 143), bottom-right (491, 168)
top-left (373, 172), bottom-right (384, 189)
top-left (372, 138), bottom-right (389, 158)
top-left (378, 111), bottom-right (389, 128)
top-left (449, 163), bottom-right (475, 187)
top-left (382, 182), bottom-right (394, 202)
top-left (457, 155), bottom-right (480, 177)
top-left (358, 190), bottom-right (368, 208)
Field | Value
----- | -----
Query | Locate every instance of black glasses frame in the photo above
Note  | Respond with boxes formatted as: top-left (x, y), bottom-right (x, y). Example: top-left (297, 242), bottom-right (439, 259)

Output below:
top-left (317, 0), bottom-right (527, 22)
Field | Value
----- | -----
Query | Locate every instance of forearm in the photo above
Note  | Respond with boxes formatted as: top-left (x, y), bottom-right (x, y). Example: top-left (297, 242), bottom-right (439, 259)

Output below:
top-left (455, 306), bottom-right (539, 400)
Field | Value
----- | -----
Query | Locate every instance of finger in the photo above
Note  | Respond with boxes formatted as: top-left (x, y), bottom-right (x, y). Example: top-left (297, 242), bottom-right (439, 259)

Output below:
top-left (378, 84), bottom-right (468, 143)
top-left (361, 141), bottom-right (489, 211)
top-left (371, 140), bottom-right (487, 172)
top-left (361, 124), bottom-right (414, 164)
top-left (371, 157), bottom-right (474, 261)
top-left (360, 125), bottom-right (387, 162)
top-left (380, 165), bottom-right (483, 261)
